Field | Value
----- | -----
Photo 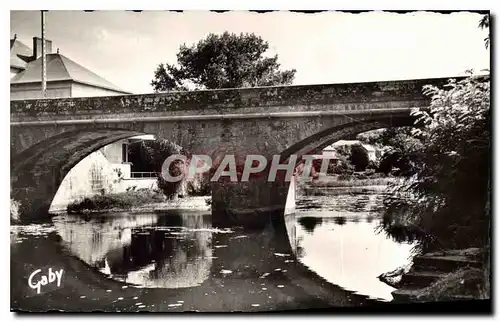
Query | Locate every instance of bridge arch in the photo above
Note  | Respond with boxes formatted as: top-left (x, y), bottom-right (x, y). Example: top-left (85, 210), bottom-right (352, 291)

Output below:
top-left (279, 113), bottom-right (415, 161)
top-left (278, 113), bottom-right (416, 210)
top-left (11, 128), bottom-right (157, 223)
top-left (210, 113), bottom-right (418, 231)
top-left (272, 114), bottom-right (419, 280)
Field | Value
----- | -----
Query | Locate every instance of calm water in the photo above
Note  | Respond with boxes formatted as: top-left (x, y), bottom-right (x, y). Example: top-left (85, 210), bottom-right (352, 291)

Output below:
top-left (11, 193), bottom-right (416, 311)
top-left (291, 195), bottom-right (415, 301)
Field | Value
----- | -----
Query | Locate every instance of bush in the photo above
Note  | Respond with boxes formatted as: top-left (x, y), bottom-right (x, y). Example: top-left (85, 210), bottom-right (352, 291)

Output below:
top-left (349, 144), bottom-right (369, 172)
top-left (10, 199), bottom-right (20, 223)
top-left (157, 156), bottom-right (187, 199)
top-left (186, 173), bottom-right (211, 196)
top-left (128, 139), bottom-right (184, 173)
top-left (332, 161), bottom-right (355, 175)
top-left (364, 168), bottom-right (376, 177)
top-left (366, 160), bottom-right (378, 171)
top-left (337, 174), bottom-right (352, 181)
top-left (353, 172), bottom-right (368, 180)
top-left (379, 74), bottom-right (490, 251)
top-left (67, 190), bottom-right (164, 213)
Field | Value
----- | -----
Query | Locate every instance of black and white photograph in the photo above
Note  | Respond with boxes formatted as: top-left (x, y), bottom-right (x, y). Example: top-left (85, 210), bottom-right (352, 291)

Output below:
top-left (8, 5), bottom-right (492, 314)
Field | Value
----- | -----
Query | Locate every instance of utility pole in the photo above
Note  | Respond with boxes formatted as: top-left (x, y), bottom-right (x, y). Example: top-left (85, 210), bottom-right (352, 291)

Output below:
top-left (41, 10), bottom-right (47, 98)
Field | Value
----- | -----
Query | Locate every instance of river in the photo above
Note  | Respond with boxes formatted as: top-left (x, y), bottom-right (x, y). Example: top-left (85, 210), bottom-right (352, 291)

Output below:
top-left (10, 192), bottom-right (416, 312)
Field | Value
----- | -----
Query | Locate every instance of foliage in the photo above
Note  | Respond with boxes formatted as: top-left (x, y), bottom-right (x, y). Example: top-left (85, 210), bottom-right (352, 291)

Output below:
top-left (360, 127), bottom-right (424, 176)
top-left (366, 161), bottom-right (378, 171)
top-left (329, 145), bottom-right (354, 175)
top-left (349, 144), bottom-right (370, 172)
top-left (186, 173), bottom-right (212, 196)
top-left (478, 14), bottom-right (490, 49)
top-left (151, 32), bottom-right (296, 92)
top-left (156, 157), bottom-right (186, 200)
top-left (382, 74), bottom-right (490, 251)
top-left (128, 139), bottom-right (184, 173)
top-left (128, 139), bottom-right (211, 198)
top-left (10, 199), bottom-right (21, 223)
top-left (67, 190), bottom-right (165, 214)
top-left (128, 139), bottom-right (186, 199)
top-left (311, 176), bottom-right (397, 187)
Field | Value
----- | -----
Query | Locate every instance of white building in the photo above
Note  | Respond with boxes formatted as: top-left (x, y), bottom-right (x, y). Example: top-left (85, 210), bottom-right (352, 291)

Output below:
top-left (10, 35), bottom-right (131, 98)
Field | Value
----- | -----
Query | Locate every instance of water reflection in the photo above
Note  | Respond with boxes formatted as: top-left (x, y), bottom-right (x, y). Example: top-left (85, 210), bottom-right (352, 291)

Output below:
top-left (297, 217), bottom-right (323, 233)
top-left (50, 193), bottom-right (416, 303)
top-left (296, 194), bottom-right (384, 214)
top-left (290, 194), bottom-right (416, 302)
top-left (53, 211), bottom-right (215, 288)
top-left (333, 216), bottom-right (347, 226)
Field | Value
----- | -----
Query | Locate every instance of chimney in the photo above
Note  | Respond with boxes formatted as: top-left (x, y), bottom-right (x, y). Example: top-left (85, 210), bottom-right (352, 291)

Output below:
top-left (32, 36), bottom-right (53, 59)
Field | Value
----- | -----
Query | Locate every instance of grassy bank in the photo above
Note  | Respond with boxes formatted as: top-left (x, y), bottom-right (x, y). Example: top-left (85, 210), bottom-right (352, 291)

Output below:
top-left (67, 190), bottom-right (166, 214)
top-left (308, 176), bottom-right (398, 188)
top-left (299, 185), bottom-right (389, 197)
top-left (403, 268), bottom-right (487, 302)
top-left (297, 175), bottom-right (397, 197)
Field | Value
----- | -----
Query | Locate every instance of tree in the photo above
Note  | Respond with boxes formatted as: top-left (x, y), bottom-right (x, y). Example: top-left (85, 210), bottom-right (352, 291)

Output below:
top-left (128, 140), bottom-right (184, 173)
top-left (382, 74), bottom-right (490, 251)
top-left (349, 144), bottom-right (369, 172)
top-left (151, 32), bottom-right (296, 92)
top-left (478, 14), bottom-right (490, 49)
top-left (128, 140), bottom-right (187, 198)
top-left (360, 127), bottom-right (424, 176)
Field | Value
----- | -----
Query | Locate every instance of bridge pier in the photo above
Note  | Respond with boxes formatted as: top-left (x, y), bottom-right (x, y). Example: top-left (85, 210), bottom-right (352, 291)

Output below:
top-left (211, 177), bottom-right (291, 230)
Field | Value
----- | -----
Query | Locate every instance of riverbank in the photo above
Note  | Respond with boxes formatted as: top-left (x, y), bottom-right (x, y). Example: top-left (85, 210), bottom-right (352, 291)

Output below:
top-left (60, 191), bottom-right (210, 215)
top-left (385, 248), bottom-right (488, 302)
top-left (297, 175), bottom-right (398, 196)
top-left (308, 176), bottom-right (398, 187)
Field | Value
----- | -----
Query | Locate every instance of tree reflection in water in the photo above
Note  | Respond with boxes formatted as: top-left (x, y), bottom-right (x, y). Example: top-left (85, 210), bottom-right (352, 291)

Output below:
top-left (298, 216), bottom-right (323, 233)
top-left (333, 216), bottom-right (347, 226)
top-left (53, 211), bottom-right (214, 288)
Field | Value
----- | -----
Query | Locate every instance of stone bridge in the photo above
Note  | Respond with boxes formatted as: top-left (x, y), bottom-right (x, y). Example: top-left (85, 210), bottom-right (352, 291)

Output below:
top-left (10, 77), bottom-right (455, 228)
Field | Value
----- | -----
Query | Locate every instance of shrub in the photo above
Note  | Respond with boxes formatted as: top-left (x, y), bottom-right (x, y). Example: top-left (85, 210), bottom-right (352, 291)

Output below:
top-left (379, 74), bottom-right (490, 251)
top-left (349, 144), bottom-right (369, 172)
top-left (186, 173), bottom-right (212, 196)
top-left (67, 190), bottom-right (164, 213)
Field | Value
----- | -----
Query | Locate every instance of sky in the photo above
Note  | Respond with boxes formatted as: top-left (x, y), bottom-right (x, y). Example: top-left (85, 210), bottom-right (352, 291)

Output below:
top-left (10, 10), bottom-right (490, 94)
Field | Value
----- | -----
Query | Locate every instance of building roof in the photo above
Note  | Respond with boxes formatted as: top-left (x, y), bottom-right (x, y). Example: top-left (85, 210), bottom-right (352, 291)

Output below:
top-left (11, 52), bottom-right (131, 94)
top-left (10, 38), bottom-right (33, 70)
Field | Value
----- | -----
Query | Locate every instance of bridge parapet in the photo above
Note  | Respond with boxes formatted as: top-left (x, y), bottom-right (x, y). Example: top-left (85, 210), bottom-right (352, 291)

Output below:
top-left (10, 77), bottom-right (456, 120)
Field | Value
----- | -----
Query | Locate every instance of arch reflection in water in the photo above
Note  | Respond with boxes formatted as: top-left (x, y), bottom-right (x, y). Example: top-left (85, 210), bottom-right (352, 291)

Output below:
top-left (288, 193), bottom-right (416, 302)
top-left (53, 211), bottom-right (215, 288)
